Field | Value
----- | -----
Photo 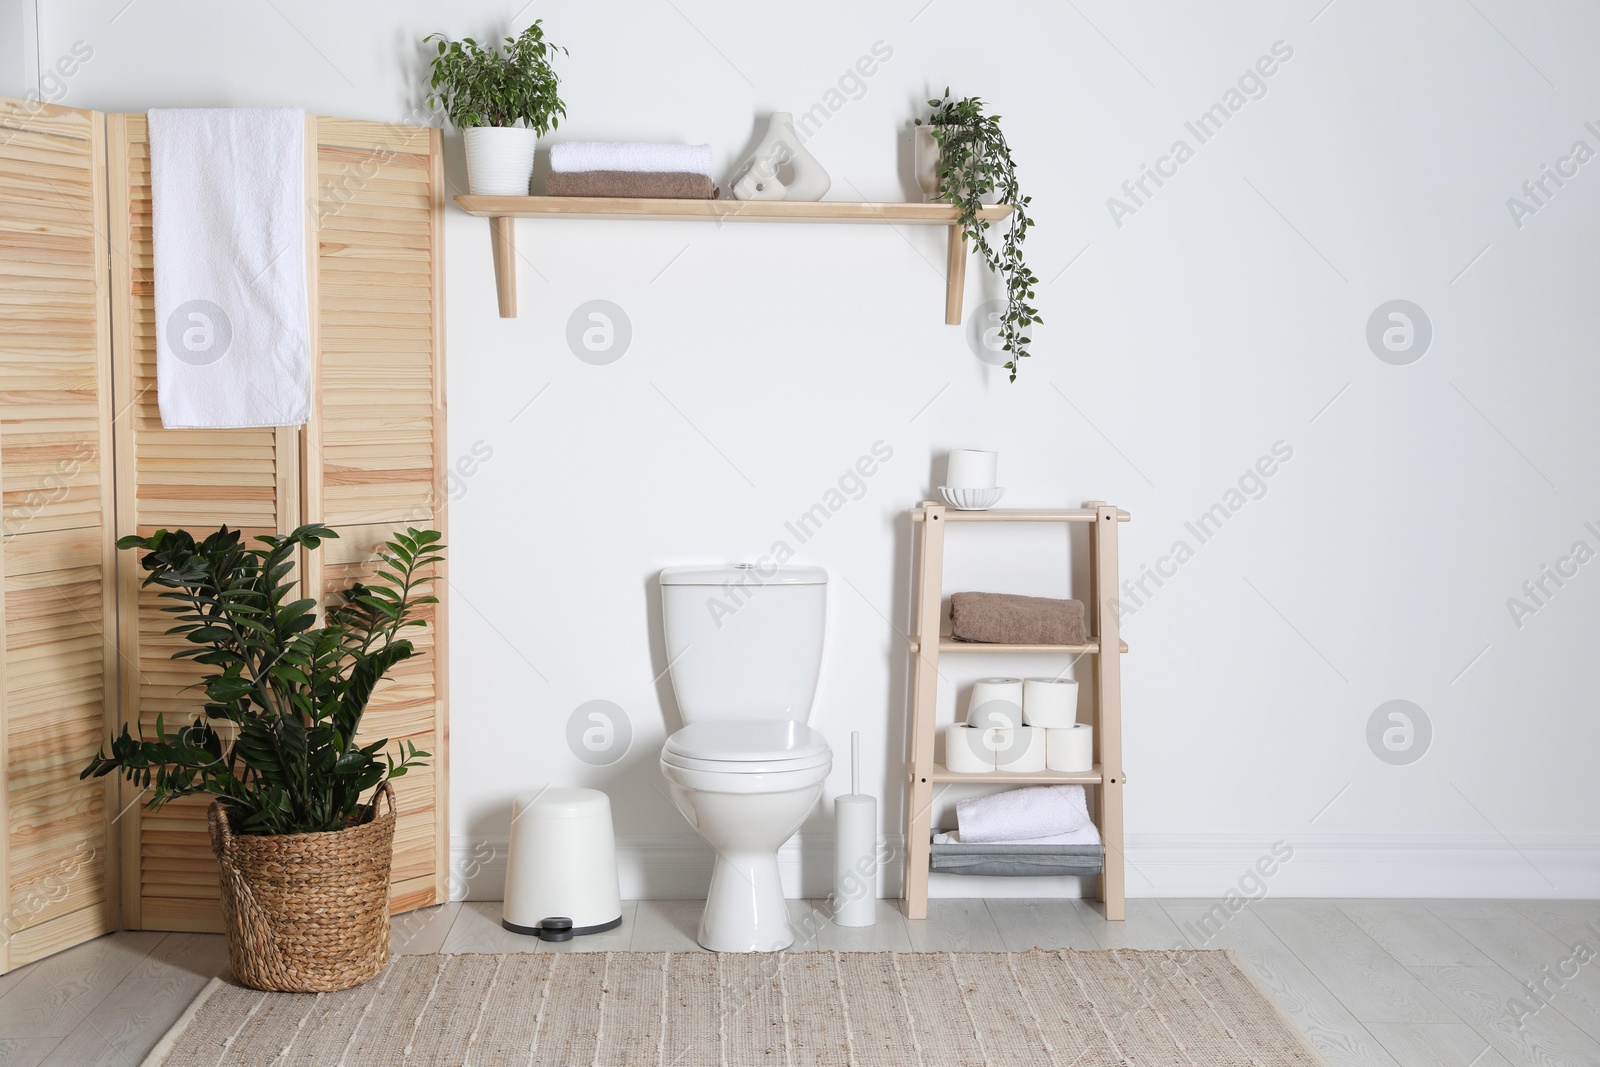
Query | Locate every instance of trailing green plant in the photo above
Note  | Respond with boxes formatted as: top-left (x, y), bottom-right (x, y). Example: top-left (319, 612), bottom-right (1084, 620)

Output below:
top-left (81, 524), bottom-right (444, 836)
top-left (424, 21), bottom-right (567, 132)
top-left (917, 91), bottom-right (1039, 381)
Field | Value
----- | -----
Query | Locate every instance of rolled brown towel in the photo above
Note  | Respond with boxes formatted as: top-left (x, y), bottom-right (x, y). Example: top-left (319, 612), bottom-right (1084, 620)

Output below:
top-left (950, 592), bottom-right (1088, 645)
top-left (545, 171), bottom-right (719, 199)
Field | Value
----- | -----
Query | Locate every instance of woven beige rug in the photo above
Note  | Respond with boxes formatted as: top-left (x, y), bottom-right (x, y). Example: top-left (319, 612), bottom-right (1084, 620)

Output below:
top-left (141, 949), bottom-right (1330, 1066)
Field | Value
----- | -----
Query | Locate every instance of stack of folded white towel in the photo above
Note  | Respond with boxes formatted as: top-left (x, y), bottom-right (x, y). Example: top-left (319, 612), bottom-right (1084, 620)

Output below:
top-left (546, 142), bottom-right (717, 199)
top-left (933, 785), bottom-right (1100, 846)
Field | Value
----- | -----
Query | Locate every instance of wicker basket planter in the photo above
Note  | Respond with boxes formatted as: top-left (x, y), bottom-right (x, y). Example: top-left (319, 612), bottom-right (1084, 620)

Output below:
top-left (208, 782), bottom-right (397, 992)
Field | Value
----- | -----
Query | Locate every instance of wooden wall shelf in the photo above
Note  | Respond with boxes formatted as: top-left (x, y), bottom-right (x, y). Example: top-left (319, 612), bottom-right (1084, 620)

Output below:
top-left (453, 195), bottom-right (1014, 320)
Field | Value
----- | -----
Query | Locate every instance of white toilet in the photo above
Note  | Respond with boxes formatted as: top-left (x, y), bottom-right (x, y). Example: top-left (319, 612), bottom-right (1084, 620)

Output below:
top-left (658, 564), bottom-right (832, 952)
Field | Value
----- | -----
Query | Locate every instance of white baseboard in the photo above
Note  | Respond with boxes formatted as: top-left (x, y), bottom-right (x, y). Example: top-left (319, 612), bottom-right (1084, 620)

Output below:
top-left (1124, 833), bottom-right (1600, 899)
top-left (450, 833), bottom-right (907, 902)
top-left (449, 832), bottom-right (1600, 903)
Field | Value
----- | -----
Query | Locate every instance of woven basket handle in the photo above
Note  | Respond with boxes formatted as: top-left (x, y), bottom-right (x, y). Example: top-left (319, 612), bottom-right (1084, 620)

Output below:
top-left (367, 779), bottom-right (397, 822)
top-left (208, 799), bottom-right (234, 857)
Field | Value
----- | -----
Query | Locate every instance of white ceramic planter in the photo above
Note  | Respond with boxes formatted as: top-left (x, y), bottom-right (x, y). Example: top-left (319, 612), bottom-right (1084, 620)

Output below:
top-left (464, 126), bottom-right (537, 196)
top-left (913, 125), bottom-right (941, 201)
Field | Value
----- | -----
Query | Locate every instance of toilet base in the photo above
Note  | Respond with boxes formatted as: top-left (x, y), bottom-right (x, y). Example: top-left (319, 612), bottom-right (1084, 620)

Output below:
top-left (699, 850), bottom-right (793, 952)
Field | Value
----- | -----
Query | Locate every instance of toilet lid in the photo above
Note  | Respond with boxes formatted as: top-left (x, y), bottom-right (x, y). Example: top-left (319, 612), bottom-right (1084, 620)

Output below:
top-left (663, 720), bottom-right (830, 765)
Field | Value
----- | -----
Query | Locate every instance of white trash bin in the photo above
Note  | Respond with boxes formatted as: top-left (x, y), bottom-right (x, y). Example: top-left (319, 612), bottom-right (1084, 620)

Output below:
top-left (502, 788), bottom-right (623, 939)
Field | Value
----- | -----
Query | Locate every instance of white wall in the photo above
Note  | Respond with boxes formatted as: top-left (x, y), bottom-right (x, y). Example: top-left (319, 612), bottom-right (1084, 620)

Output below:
top-left (30, 0), bottom-right (1600, 900)
top-left (0, 0), bottom-right (38, 98)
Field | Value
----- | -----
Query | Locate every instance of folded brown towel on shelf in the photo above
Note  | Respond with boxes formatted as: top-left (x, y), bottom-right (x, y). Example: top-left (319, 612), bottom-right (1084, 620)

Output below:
top-left (545, 171), bottom-right (719, 199)
top-left (950, 592), bottom-right (1088, 645)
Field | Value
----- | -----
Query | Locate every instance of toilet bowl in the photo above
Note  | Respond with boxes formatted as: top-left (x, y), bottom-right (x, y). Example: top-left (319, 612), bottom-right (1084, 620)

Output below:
top-left (660, 720), bottom-right (831, 951)
top-left (658, 565), bottom-right (832, 953)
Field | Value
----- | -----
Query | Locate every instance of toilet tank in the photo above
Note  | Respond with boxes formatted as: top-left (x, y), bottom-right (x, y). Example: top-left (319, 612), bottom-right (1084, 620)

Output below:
top-left (659, 565), bottom-right (827, 723)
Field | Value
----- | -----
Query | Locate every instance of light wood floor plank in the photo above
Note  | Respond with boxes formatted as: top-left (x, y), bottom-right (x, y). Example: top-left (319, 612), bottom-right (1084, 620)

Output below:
top-left (0, 931), bottom-right (165, 1039)
top-left (1161, 903), bottom-right (1403, 1067)
top-left (48, 932), bottom-right (227, 1065)
top-left (438, 901), bottom-right (541, 955)
top-left (1433, 911), bottom-right (1600, 1041)
top-left (1338, 901), bottom-right (1494, 967)
top-left (1256, 901), bottom-right (1457, 1024)
top-left (1410, 964), bottom-right (1600, 1067)
top-left (1363, 1022), bottom-right (1514, 1067)
top-left (626, 900), bottom-right (707, 953)
top-left (985, 897), bottom-right (1100, 951)
top-left (1512, 900), bottom-right (1600, 951)
top-left (390, 901), bottom-right (462, 955)
top-left (1087, 898), bottom-right (1193, 951)
top-left (0, 1038), bottom-right (60, 1067)
top-left (904, 898), bottom-right (1008, 952)
top-left (815, 899), bottom-right (912, 951)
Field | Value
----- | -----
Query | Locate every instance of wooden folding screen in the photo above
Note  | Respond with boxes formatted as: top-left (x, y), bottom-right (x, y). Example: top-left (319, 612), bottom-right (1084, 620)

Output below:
top-left (106, 113), bottom-right (449, 931)
top-left (0, 98), bottom-right (120, 970)
top-left (0, 95), bottom-right (448, 967)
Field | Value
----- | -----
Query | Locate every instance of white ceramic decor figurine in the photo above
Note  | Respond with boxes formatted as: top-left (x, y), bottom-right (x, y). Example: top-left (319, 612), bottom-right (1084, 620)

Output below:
top-left (730, 113), bottom-right (831, 201)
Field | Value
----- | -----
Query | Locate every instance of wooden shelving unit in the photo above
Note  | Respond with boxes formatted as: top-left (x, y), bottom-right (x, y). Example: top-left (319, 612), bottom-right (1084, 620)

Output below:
top-left (454, 195), bottom-right (1013, 320)
top-left (903, 501), bottom-right (1130, 921)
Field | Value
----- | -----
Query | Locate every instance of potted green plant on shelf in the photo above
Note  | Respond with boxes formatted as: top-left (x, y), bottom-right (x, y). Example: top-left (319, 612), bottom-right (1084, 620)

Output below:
top-left (425, 20), bottom-right (567, 196)
top-left (915, 91), bottom-right (1039, 381)
top-left (82, 524), bottom-right (443, 993)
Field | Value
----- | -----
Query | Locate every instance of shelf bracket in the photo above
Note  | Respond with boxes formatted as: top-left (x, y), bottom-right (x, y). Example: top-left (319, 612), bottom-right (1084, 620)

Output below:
top-left (489, 217), bottom-right (516, 318)
top-left (944, 225), bottom-right (966, 326)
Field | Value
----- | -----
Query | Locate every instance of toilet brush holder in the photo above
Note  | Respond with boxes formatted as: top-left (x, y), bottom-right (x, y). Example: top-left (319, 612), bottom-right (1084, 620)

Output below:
top-left (832, 732), bottom-right (878, 927)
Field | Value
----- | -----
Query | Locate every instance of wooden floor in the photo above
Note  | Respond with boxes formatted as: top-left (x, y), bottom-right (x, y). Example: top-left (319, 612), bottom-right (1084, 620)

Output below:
top-left (2, 898), bottom-right (1595, 1065)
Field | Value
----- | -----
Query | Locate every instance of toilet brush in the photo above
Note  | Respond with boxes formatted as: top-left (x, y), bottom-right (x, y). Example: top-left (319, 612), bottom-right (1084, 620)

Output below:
top-left (832, 732), bottom-right (877, 927)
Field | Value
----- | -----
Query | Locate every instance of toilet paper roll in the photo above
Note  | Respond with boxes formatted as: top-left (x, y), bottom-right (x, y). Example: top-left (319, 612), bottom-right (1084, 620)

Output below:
top-left (946, 449), bottom-right (998, 489)
top-left (945, 723), bottom-right (996, 773)
top-left (967, 677), bottom-right (1024, 730)
top-left (1023, 678), bottom-right (1080, 728)
top-left (1046, 724), bottom-right (1095, 772)
top-left (832, 794), bottom-right (877, 927)
top-left (994, 726), bottom-right (1047, 773)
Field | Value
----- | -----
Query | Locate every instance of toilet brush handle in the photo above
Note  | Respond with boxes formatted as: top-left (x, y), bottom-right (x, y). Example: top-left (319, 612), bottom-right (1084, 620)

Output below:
top-left (851, 732), bottom-right (860, 796)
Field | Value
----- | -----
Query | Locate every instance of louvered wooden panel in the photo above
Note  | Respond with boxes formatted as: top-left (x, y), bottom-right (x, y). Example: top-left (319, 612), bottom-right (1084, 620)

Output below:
top-left (103, 114), bottom-right (448, 930)
top-left (0, 98), bottom-right (118, 972)
top-left (320, 522), bottom-right (442, 912)
top-left (314, 129), bottom-right (442, 528)
top-left (107, 113), bottom-right (301, 932)
top-left (310, 119), bottom-right (448, 911)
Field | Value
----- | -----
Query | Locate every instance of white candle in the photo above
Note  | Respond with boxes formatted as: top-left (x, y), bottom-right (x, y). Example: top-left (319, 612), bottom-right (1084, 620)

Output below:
top-left (946, 449), bottom-right (998, 489)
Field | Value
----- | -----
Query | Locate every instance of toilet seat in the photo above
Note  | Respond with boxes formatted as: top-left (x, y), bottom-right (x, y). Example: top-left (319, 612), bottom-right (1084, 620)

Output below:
top-left (660, 749), bottom-right (832, 774)
top-left (662, 720), bottom-right (830, 773)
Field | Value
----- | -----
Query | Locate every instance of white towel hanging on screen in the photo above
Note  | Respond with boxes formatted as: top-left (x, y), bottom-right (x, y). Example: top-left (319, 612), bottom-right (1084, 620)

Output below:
top-left (148, 108), bottom-right (311, 428)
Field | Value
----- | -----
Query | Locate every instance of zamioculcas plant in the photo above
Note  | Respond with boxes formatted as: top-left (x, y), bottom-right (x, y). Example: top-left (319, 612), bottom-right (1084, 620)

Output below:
top-left (82, 524), bottom-right (443, 836)
top-left (918, 91), bottom-right (1040, 381)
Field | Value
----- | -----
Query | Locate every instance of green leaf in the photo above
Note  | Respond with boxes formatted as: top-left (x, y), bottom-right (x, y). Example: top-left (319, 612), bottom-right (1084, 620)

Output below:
top-left (84, 521), bottom-right (445, 836)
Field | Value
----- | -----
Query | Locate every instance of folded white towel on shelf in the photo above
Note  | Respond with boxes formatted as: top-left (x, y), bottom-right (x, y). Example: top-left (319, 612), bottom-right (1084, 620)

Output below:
top-left (954, 785), bottom-right (1092, 843)
top-left (549, 141), bottom-right (714, 177)
top-left (148, 108), bottom-right (311, 429)
top-left (933, 822), bottom-right (1101, 847)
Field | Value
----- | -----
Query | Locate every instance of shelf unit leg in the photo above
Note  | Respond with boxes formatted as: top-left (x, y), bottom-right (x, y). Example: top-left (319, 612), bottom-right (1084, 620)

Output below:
top-left (944, 225), bottom-right (966, 326)
top-left (904, 504), bottom-right (947, 920)
top-left (489, 216), bottom-right (516, 318)
top-left (1099, 780), bottom-right (1125, 921)
top-left (905, 777), bottom-right (933, 920)
top-left (1092, 505), bottom-right (1125, 920)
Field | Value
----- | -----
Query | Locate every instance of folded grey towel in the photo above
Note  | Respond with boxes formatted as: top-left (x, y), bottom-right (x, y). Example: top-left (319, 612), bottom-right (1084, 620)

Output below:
top-left (545, 171), bottom-right (719, 199)
top-left (950, 592), bottom-right (1087, 645)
